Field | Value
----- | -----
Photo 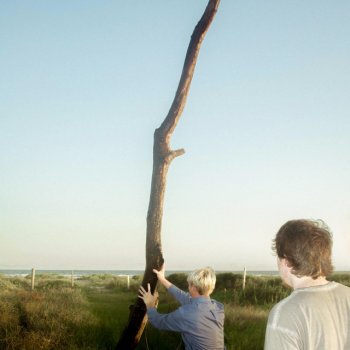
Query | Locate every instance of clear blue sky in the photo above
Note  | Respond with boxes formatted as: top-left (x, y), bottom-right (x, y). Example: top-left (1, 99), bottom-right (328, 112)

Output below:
top-left (1, 1), bottom-right (349, 271)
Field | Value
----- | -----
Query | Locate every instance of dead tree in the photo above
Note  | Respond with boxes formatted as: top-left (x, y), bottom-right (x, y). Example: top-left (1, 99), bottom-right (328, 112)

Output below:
top-left (116, 1), bottom-right (220, 348)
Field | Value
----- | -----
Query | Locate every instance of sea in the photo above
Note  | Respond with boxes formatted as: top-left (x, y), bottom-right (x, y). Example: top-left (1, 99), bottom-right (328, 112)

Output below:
top-left (0, 269), bottom-right (280, 278)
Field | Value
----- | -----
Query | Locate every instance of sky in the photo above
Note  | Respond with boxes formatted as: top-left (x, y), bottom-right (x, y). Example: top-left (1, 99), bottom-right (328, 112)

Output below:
top-left (1, 1), bottom-right (349, 272)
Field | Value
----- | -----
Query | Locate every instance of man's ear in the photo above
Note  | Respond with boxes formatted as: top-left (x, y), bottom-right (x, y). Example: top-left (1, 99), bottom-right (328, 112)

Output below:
top-left (284, 258), bottom-right (293, 269)
top-left (279, 257), bottom-right (290, 268)
top-left (280, 258), bottom-right (287, 266)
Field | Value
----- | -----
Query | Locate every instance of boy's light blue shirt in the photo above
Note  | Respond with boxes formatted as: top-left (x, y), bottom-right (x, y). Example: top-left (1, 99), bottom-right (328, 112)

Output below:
top-left (147, 285), bottom-right (225, 350)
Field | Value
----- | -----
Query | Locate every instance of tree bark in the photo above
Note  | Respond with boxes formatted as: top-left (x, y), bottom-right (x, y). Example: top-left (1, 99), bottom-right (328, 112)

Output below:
top-left (116, 1), bottom-right (220, 348)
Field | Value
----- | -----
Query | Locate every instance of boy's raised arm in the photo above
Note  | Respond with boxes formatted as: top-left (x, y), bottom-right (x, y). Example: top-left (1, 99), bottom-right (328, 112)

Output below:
top-left (153, 265), bottom-right (172, 289)
top-left (153, 265), bottom-right (191, 305)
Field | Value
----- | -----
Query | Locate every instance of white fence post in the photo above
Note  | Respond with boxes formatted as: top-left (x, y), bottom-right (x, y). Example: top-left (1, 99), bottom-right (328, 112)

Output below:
top-left (126, 275), bottom-right (130, 289)
top-left (31, 268), bottom-right (35, 291)
top-left (242, 267), bottom-right (247, 290)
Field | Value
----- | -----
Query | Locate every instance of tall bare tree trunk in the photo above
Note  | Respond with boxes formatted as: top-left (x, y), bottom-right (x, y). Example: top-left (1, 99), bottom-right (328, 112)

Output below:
top-left (116, 1), bottom-right (220, 348)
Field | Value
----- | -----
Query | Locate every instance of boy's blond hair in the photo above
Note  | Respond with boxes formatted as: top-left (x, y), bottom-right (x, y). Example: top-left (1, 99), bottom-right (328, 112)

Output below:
top-left (187, 267), bottom-right (216, 295)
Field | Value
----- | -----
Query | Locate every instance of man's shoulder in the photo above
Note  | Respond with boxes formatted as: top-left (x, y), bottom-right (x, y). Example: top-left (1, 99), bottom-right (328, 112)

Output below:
top-left (267, 293), bottom-right (302, 327)
top-left (334, 281), bottom-right (350, 292)
top-left (268, 282), bottom-right (350, 323)
top-left (270, 293), bottom-right (296, 315)
top-left (331, 282), bottom-right (350, 301)
top-left (294, 281), bottom-right (350, 299)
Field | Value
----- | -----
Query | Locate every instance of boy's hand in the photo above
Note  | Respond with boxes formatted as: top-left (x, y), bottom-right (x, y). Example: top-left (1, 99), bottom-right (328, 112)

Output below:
top-left (153, 265), bottom-right (166, 281)
top-left (138, 283), bottom-right (159, 308)
top-left (153, 265), bottom-right (172, 289)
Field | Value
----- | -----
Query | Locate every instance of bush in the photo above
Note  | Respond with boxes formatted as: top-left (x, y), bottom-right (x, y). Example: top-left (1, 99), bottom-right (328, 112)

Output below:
top-left (329, 273), bottom-right (350, 287)
top-left (167, 273), bottom-right (188, 290)
top-left (0, 288), bottom-right (99, 350)
top-left (212, 274), bottom-right (290, 307)
top-left (0, 277), bottom-right (19, 290)
top-left (36, 279), bottom-right (72, 290)
top-left (216, 273), bottom-right (243, 290)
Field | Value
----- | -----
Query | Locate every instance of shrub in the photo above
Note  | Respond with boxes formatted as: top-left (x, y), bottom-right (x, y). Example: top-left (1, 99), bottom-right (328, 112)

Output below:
top-left (0, 277), bottom-right (18, 290)
top-left (216, 273), bottom-right (243, 290)
top-left (0, 288), bottom-right (98, 350)
top-left (329, 273), bottom-right (350, 287)
top-left (212, 274), bottom-right (290, 307)
top-left (167, 273), bottom-right (188, 290)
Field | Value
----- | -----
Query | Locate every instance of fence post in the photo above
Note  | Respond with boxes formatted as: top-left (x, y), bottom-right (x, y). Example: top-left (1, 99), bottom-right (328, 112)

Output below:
top-left (31, 268), bottom-right (35, 291)
top-left (242, 267), bottom-right (247, 290)
top-left (126, 275), bottom-right (130, 289)
top-left (71, 270), bottom-right (74, 288)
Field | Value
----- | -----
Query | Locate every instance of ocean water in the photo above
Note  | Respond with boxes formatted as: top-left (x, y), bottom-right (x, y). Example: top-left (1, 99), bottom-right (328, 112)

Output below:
top-left (0, 269), bottom-right (280, 277)
top-left (0, 269), bottom-right (142, 277)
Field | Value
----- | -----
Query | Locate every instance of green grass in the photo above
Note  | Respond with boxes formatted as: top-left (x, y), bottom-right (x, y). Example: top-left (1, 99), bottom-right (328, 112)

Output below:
top-left (83, 289), bottom-right (133, 349)
top-left (0, 272), bottom-right (349, 349)
top-left (223, 305), bottom-right (268, 350)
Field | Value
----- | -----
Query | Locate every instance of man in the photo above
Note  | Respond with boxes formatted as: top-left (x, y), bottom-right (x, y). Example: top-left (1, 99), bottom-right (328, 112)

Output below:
top-left (139, 266), bottom-right (225, 350)
top-left (265, 219), bottom-right (350, 349)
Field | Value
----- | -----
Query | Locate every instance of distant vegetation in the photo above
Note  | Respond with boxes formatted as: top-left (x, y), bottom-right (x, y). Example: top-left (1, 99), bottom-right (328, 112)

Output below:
top-left (0, 272), bottom-right (349, 350)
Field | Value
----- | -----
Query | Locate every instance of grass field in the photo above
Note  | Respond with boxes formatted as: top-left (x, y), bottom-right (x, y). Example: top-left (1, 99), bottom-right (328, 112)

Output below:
top-left (0, 272), bottom-right (349, 350)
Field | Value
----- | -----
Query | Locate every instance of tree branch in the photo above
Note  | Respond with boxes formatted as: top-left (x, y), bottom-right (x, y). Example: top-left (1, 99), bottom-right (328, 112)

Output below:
top-left (159, 0), bottom-right (220, 142)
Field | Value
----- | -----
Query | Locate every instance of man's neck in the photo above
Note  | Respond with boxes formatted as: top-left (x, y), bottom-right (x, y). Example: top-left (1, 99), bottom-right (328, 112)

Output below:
top-left (291, 275), bottom-right (329, 290)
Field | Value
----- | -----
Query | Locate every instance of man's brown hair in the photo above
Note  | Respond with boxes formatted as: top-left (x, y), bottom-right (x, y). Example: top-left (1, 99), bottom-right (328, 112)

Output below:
top-left (273, 219), bottom-right (334, 279)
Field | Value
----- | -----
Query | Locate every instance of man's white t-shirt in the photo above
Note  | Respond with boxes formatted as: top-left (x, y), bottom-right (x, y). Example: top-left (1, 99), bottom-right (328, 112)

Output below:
top-left (265, 282), bottom-right (350, 349)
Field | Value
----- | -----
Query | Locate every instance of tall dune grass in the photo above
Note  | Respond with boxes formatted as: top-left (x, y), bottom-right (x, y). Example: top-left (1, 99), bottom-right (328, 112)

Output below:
top-left (0, 279), bottom-right (98, 349)
top-left (0, 272), bottom-right (349, 349)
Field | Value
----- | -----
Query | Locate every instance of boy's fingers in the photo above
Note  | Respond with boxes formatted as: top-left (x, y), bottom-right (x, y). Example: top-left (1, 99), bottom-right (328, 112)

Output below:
top-left (147, 283), bottom-right (151, 292)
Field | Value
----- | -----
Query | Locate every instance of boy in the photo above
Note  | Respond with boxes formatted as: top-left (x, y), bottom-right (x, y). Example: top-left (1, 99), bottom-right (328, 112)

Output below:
top-left (139, 266), bottom-right (225, 349)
